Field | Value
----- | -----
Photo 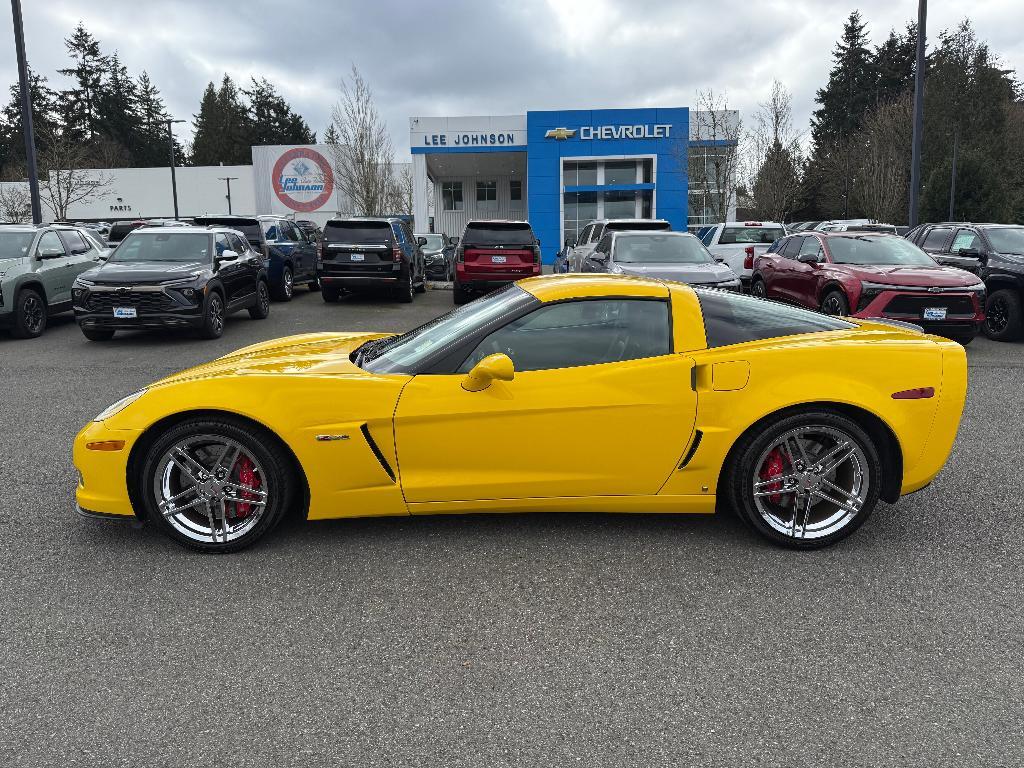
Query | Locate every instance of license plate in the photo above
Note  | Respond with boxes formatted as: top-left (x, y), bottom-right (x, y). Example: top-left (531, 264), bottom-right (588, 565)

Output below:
top-left (491, 255), bottom-right (507, 264)
top-left (113, 307), bottom-right (137, 319)
top-left (923, 307), bottom-right (947, 320)
top-left (350, 253), bottom-right (364, 261)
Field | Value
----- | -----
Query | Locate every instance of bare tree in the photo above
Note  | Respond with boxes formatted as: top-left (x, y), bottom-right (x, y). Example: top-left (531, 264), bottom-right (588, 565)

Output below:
top-left (37, 127), bottom-right (112, 221)
top-left (386, 164), bottom-right (414, 215)
top-left (328, 66), bottom-right (396, 216)
top-left (679, 90), bottom-right (742, 224)
top-left (851, 95), bottom-right (913, 224)
top-left (0, 183), bottom-right (32, 223)
top-left (747, 80), bottom-right (804, 221)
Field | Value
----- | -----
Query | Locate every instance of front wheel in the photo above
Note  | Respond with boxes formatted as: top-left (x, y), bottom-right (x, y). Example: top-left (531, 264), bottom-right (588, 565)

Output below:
top-left (11, 288), bottom-right (47, 339)
top-left (820, 289), bottom-right (850, 316)
top-left (248, 280), bottom-right (270, 319)
top-left (198, 292), bottom-right (225, 339)
top-left (983, 289), bottom-right (1023, 341)
top-left (724, 410), bottom-right (881, 549)
top-left (139, 418), bottom-right (296, 553)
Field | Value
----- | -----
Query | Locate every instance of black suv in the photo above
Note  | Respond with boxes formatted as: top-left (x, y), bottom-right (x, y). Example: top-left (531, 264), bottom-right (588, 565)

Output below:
top-left (906, 222), bottom-right (1024, 341)
top-left (318, 217), bottom-right (426, 303)
top-left (194, 215), bottom-right (317, 301)
top-left (72, 226), bottom-right (270, 341)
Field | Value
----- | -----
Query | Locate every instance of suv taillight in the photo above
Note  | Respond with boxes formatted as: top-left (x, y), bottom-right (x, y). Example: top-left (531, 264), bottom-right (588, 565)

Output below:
top-left (532, 244), bottom-right (542, 264)
top-left (456, 244), bottom-right (465, 263)
top-left (743, 246), bottom-right (755, 270)
top-left (392, 246), bottom-right (402, 263)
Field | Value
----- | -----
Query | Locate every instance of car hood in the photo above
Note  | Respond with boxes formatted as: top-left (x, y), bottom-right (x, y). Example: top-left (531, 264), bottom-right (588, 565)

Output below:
top-left (84, 260), bottom-right (210, 285)
top-left (615, 261), bottom-right (736, 284)
top-left (841, 264), bottom-right (982, 286)
top-left (154, 332), bottom-right (396, 385)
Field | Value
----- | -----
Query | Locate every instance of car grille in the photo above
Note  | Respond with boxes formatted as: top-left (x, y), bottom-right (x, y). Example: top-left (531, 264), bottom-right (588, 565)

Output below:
top-left (87, 292), bottom-right (176, 313)
top-left (883, 294), bottom-right (975, 318)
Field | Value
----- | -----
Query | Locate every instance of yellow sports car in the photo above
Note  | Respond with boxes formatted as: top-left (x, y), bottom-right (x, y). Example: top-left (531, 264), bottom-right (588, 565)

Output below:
top-left (74, 275), bottom-right (967, 553)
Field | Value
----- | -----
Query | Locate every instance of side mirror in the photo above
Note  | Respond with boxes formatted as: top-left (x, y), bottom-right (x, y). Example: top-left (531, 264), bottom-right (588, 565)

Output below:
top-left (216, 249), bottom-right (239, 265)
top-left (448, 236), bottom-right (460, 247)
top-left (714, 256), bottom-right (726, 263)
top-left (592, 251), bottom-right (609, 262)
top-left (462, 353), bottom-right (515, 392)
top-left (797, 253), bottom-right (820, 264)
top-left (417, 236), bottom-right (428, 246)
top-left (37, 247), bottom-right (65, 259)
top-left (958, 247), bottom-right (981, 258)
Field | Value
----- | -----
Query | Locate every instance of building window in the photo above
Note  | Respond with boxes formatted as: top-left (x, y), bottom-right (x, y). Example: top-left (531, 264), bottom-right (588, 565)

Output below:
top-left (510, 179), bottom-right (522, 203)
top-left (476, 180), bottom-right (497, 210)
top-left (603, 190), bottom-right (636, 219)
top-left (563, 162), bottom-right (598, 187)
top-left (442, 182), bottom-right (463, 211)
top-left (604, 161), bottom-right (636, 186)
top-left (563, 191), bottom-right (598, 245)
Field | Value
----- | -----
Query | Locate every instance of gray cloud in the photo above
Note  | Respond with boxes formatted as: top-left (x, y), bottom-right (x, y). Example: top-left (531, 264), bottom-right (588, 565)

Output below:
top-left (2, 0), bottom-right (1020, 158)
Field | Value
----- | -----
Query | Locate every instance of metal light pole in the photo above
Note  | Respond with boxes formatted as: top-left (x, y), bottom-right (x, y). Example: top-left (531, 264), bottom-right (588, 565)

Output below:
top-left (11, 0), bottom-right (42, 224)
top-left (948, 125), bottom-right (959, 221)
top-left (908, 0), bottom-right (927, 227)
top-left (218, 176), bottom-right (238, 215)
top-left (161, 118), bottom-right (186, 219)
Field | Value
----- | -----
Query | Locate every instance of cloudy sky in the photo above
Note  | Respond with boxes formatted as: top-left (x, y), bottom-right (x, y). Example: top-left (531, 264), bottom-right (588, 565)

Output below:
top-left (3, 0), bottom-right (1021, 158)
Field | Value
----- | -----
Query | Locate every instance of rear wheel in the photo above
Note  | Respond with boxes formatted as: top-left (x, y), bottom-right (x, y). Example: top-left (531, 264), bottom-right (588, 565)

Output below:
top-left (308, 277), bottom-right (320, 291)
top-left (248, 280), bottom-right (270, 320)
top-left (395, 273), bottom-right (414, 303)
top-left (724, 410), bottom-right (881, 549)
top-left (820, 289), bottom-right (850, 316)
top-left (750, 277), bottom-right (767, 299)
top-left (321, 285), bottom-right (340, 303)
top-left (12, 288), bottom-right (47, 339)
top-left (272, 266), bottom-right (293, 302)
top-left (139, 418), bottom-right (295, 553)
top-left (983, 289), bottom-right (1023, 341)
top-left (453, 284), bottom-right (470, 305)
top-left (81, 327), bottom-right (115, 341)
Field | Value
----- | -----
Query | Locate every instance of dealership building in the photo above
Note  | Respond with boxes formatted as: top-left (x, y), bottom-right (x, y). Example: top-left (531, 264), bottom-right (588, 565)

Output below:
top-left (411, 107), bottom-right (738, 262)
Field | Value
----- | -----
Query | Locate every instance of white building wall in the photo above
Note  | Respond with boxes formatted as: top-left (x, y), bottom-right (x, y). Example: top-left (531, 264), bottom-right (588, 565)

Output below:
top-left (431, 175), bottom-right (527, 238)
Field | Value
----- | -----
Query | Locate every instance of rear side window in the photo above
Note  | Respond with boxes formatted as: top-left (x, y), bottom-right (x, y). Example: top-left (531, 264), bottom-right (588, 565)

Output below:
top-left (781, 237), bottom-right (803, 258)
top-left (921, 227), bottom-right (953, 251)
top-left (60, 231), bottom-right (91, 254)
top-left (697, 290), bottom-right (853, 349)
top-left (462, 223), bottom-right (535, 246)
top-left (719, 226), bottom-right (784, 245)
top-left (324, 221), bottom-right (394, 244)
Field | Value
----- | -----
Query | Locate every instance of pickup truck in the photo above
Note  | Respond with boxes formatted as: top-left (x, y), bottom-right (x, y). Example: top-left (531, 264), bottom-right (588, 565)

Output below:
top-left (699, 221), bottom-right (786, 288)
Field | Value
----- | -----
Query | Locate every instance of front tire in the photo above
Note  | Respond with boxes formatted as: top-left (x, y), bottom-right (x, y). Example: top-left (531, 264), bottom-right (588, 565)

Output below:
top-left (11, 288), bottom-right (47, 339)
top-left (821, 289), bottom-right (850, 316)
top-left (983, 289), bottom-right (1023, 341)
top-left (139, 417), bottom-right (295, 553)
top-left (199, 292), bottom-right (225, 339)
top-left (724, 410), bottom-right (881, 549)
top-left (453, 284), bottom-right (470, 305)
top-left (248, 280), bottom-right (270, 320)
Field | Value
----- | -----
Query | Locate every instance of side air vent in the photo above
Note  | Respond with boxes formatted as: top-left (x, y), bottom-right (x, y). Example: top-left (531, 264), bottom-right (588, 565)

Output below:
top-left (360, 424), bottom-right (396, 482)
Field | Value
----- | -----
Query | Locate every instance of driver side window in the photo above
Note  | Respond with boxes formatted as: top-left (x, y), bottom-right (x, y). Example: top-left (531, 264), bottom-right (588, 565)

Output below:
top-left (457, 299), bottom-right (671, 373)
top-left (798, 237), bottom-right (823, 260)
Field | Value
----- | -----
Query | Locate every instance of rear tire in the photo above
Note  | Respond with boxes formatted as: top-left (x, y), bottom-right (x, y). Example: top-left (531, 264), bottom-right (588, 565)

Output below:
top-left (308, 277), bottom-right (320, 291)
top-left (11, 288), bottom-right (47, 339)
top-left (271, 266), bottom-right (293, 302)
top-left (321, 285), bottom-right (340, 303)
top-left (983, 288), bottom-right (1023, 341)
top-left (247, 280), bottom-right (270, 320)
top-left (750, 277), bottom-right (767, 299)
top-left (453, 284), bottom-right (470, 305)
top-left (396, 274), bottom-right (414, 303)
top-left (723, 409), bottom-right (881, 549)
top-left (81, 327), bottom-right (115, 341)
top-left (820, 289), bottom-right (850, 316)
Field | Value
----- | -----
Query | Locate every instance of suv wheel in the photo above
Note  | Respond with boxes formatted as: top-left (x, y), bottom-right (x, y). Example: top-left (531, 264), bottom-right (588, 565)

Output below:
top-left (199, 292), bottom-right (225, 339)
top-left (272, 266), bottom-right (293, 302)
top-left (308, 277), bottom-right (320, 291)
top-left (821, 289), bottom-right (849, 316)
top-left (396, 273), bottom-right (414, 303)
top-left (248, 280), bottom-right (270, 320)
top-left (453, 284), bottom-right (470, 305)
top-left (983, 289), bottom-right (1023, 341)
top-left (750, 278), bottom-right (768, 299)
top-left (12, 288), bottom-right (47, 339)
top-left (321, 285), bottom-right (340, 303)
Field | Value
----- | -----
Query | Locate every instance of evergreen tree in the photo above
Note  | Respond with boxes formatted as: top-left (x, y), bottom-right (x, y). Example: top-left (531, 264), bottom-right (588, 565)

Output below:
top-left (323, 123), bottom-right (340, 145)
top-left (873, 24), bottom-right (917, 105)
top-left (57, 23), bottom-right (107, 142)
top-left (94, 52), bottom-right (140, 162)
top-left (191, 75), bottom-right (252, 165)
top-left (133, 71), bottom-right (184, 167)
top-left (243, 77), bottom-right (314, 146)
top-left (0, 71), bottom-right (60, 177)
top-left (810, 11), bottom-right (876, 147)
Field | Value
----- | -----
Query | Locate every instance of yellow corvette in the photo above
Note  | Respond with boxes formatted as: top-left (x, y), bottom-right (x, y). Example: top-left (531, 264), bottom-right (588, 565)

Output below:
top-left (74, 274), bottom-right (967, 552)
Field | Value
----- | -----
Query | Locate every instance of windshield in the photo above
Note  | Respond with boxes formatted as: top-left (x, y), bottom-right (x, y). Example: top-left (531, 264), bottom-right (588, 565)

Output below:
top-left (983, 227), bottom-right (1024, 254)
top-left (828, 235), bottom-right (935, 266)
top-left (109, 232), bottom-right (212, 263)
top-left (462, 223), bottom-right (534, 246)
top-left (419, 234), bottom-right (445, 250)
top-left (360, 285), bottom-right (533, 374)
top-left (719, 226), bottom-right (784, 245)
top-left (0, 231), bottom-right (35, 260)
top-left (614, 234), bottom-right (712, 264)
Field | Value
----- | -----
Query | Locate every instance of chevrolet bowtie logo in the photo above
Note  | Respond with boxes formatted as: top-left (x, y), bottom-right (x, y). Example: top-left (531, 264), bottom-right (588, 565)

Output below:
top-left (545, 127), bottom-right (576, 140)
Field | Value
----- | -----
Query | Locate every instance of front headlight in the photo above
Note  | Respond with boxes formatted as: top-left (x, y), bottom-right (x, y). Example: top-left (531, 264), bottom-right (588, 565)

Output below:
top-left (74, 277), bottom-right (95, 287)
top-left (94, 389), bottom-right (147, 422)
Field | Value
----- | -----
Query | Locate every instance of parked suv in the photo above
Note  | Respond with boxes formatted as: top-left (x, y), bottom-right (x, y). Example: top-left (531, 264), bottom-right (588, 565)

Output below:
top-left (452, 220), bottom-right (541, 304)
top-left (72, 226), bottom-right (269, 340)
top-left (566, 218), bottom-right (671, 273)
top-left (907, 223), bottom-right (1024, 340)
top-left (0, 224), bottom-right (109, 338)
top-left (194, 215), bottom-right (317, 301)
top-left (700, 221), bottom-right (786, 288)
top-left (106, 220), bottom-right (147, 246)
top-left (318, 217), bottom-right (426, 303)
top-left (750, 231), bottom-right (985, 343)
top-left (417, 232), bottom-right (453, 281)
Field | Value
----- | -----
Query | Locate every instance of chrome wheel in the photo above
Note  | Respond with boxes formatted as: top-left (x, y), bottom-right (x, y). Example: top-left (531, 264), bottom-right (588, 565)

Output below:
top-left (751, 425), bottom-right (869, 540)
top-left (258, 281), bottom-right (270, 314)
top-left (750, 280), bottom-right (766, 299)
top-left (283, 268), bottom-right (293, 298)
top-left (152, 434), bottom-right (269, 544)
top-left (209, 295), bottom-right (224, 334)
top-left (821, 293), bottom-right (847, 315)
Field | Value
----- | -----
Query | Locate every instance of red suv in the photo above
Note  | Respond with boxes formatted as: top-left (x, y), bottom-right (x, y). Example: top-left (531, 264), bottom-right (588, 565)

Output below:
top-left (750, 231), bottom-right (986, 343)
top-left (451, 220), bottom-right (541, 304)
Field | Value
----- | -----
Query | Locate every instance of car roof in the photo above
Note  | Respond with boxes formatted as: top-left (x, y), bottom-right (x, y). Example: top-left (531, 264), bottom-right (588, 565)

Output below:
top-left (608, 229), bottom-right (691, 237)
top-left (804, 230), bottom-right (901, 239)
top-left (591, 218), bottom-right (670, 225)
top-left (518, 273), bottom-right (673, 302)
top-left (464, 219), bottom-right (531, 225)
top-left (132, 225), bottom-right (217, 234)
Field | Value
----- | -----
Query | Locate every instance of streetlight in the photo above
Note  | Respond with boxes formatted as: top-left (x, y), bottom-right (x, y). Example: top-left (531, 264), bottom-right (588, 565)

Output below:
top-left (161, 118), bottom-right (186, 219)
top-left (218, 176), bottom-right (238, 215)
top-left (11, 0), bottom-right (42, 224)
top-left (908, 0), bottom-right (927, 227)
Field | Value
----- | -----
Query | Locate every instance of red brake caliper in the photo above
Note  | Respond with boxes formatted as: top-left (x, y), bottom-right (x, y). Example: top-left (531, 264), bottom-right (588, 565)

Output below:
top-left (758, 448), bottom-right (788, 504)
top-left (233, 455), bottom-right (261, 518)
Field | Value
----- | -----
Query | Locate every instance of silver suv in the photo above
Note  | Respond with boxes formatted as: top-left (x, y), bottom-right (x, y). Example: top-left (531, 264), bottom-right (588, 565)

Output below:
top-left (0, 224), bottom-right (109, 338)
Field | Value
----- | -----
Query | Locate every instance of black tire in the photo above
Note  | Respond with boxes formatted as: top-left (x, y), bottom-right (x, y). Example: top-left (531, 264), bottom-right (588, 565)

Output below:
top-left (723, 409), bottom-right (881, 550)
top-left (11, 287), bottom-right (47, 339)
top-left (139, 417), bottom-right (296, 553)
top-left (453, 284), bottom-right (470, 305)
top-left (983, 288), bottom-right (1023, 342)
top-left (414, 263), bottom-right (427, 293)
top-left (820, 289), bottom-right (850, 316)
top-left (81, 327), bottom-right (115, 341)
top-left (308, 277), bottom-right (320, 291)
top-left (271, 266), bottom-right (294, 302)
top-left (199, 291), bottom-right (225, 339)
top-left (395, 273), bottom-right (414, 303)
top-left (248, 280), bottom-right (271, 320)
top-left (750, 277), bottom-right (768, 299)
top-left (321, 285), bottom-right (340, 303)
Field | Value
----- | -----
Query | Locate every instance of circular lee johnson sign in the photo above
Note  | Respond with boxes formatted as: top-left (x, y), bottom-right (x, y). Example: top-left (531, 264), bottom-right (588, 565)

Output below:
top-left (272, 148), bottom-right (334, 212)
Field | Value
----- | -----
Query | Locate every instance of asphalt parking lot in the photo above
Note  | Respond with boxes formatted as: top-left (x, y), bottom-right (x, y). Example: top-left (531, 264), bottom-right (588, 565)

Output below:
top-left (1, 286), bottom-right (1022, 767)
